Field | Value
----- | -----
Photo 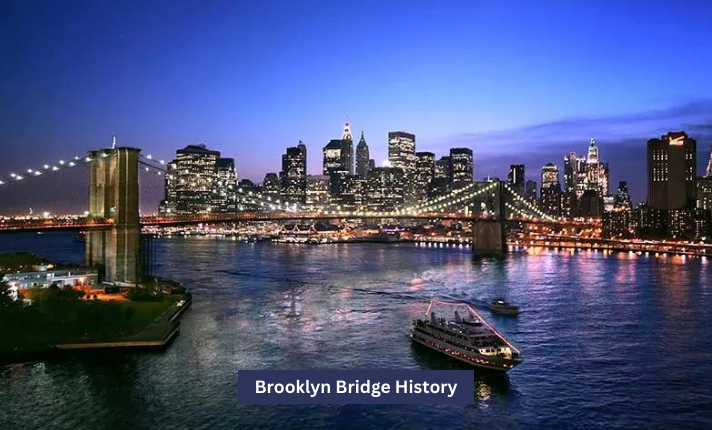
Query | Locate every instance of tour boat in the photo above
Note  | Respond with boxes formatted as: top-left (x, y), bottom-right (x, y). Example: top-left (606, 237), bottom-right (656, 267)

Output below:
top-left (488, 298), bottom-right (520, 315)
top-left (411, 299), bottom-right (523, 372)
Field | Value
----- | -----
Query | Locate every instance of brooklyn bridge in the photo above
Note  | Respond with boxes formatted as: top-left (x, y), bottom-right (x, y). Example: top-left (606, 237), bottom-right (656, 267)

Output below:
top-left (0, 144), bottom-right (592, 284)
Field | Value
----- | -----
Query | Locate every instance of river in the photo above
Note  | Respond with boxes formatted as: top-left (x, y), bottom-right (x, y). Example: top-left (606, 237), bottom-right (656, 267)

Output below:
top-left (1, 232), bottom-right (711, 429)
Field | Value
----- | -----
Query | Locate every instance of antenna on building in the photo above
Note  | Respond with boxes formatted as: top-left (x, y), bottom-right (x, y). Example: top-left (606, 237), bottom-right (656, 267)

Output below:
top-left (112, 134), bottom-right (117, 149)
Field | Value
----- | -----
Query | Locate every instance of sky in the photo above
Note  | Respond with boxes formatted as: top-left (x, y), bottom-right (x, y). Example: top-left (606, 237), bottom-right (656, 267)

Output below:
top-left (1, 0), bottom-right (712, 214)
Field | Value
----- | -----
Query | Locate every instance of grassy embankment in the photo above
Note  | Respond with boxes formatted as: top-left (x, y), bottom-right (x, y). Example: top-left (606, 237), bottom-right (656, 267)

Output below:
top-left (0, 252), bottom-right (183, 359)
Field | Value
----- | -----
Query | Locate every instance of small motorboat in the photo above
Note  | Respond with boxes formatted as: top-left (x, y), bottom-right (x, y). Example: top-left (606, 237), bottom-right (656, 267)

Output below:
top-left (488, 298), bottom-right (520, 316)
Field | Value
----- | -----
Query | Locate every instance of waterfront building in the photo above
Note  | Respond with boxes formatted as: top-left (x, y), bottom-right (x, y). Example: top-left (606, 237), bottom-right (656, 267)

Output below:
top-left (449, 148), bottom-right (473, 189)
top-left (632, 204), bottom-right (666, 238)
top-left (3, 266), bottom-right (98, 291)
top-left (698, 176), bottom-right (712, 210)
top-left (647, 131), bottom-right (697, 210)
top-left (416, 152), bottom-right (435, 203)
top-left (603, 208), bottom-right (634, 239)
top-left (388, 131), bottom-right (417, 204)
top-left (699, 147), bottom-right (712, 212)
top-left (507, 164), bottom-right (525, 196)
top-left (262, 172), bottom-right (281, 202)
top-left (306, 175), bottom-right (331, 209)
top-left (160, 144), bottom-right (236, 214)
top-left (667, 209), bottom-right (697, 239)
top-left (280, 142), bottom-right (307, 206)
top-left (540, 163), bottom-right (561, 217)
top-left (356, 131), bottom-right (371, 180)
top-left (365, 167), bottom-right (404, 212)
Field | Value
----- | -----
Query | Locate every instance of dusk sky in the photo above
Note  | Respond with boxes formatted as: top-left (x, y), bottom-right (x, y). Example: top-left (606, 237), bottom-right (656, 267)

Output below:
top-left (1, 0), bottom-right (712, 213)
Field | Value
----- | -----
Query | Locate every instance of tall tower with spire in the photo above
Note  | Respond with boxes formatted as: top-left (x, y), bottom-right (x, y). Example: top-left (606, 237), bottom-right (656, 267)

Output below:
top-left (356, 130), bottom-right (370, 179)
top-left (341, 121), bottom-right (354, 175)
top-left (587, 138), bottom-right (599, 163)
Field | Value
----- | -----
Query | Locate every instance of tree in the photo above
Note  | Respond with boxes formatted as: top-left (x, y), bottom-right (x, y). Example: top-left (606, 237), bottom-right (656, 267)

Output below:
top-left (0, 281), bottom-right (18, 308)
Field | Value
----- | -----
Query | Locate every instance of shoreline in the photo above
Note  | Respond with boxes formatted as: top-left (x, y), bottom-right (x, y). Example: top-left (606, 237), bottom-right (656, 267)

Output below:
top-left (0, 292), bottom-right (192, 365)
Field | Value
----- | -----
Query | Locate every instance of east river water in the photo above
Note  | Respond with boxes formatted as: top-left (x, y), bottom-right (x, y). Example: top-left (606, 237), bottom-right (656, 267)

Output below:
top-left (1, 232), bottom-right (712, 429)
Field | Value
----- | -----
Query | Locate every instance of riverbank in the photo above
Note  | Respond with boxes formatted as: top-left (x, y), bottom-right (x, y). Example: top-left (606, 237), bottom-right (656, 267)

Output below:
top-left (517, 236), bottom-right (712, 257)
top-left (0, 290), bottom-right (192, 364)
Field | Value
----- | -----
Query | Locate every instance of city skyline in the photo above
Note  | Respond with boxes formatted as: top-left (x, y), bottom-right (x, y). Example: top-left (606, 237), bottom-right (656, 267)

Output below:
top-left (2, 1), bottom-right (712, 207)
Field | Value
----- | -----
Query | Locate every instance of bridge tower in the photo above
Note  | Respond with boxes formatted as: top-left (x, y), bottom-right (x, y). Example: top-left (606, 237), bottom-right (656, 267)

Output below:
top-left (471, 181), bottom-right (507, 257)
top-left (85, 146), bottom-right (142, 283)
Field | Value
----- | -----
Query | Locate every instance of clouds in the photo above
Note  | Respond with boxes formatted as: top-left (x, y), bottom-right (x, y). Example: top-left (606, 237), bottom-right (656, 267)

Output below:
top-left (432, 99), bottom-right (712, 203)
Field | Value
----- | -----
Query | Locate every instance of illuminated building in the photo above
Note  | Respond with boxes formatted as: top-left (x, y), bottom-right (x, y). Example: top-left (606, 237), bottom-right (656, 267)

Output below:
top-left (262, 172), bottom-right (281, 202)
top-left (563, 151), bottom-right (587, 217)
top-left (647, 131), bottom-right (697, 210)
top-left (306, 175), bottom-right (331, 209)
top-left (507, 164), bottom-right (525, 195)
top-left (366, 167), bottom-right (404, 212)
top-left (160, 144), bottom-right (235, 214)
top-left (280, 142), bottom-right (307, 206)
top-left (585, 138), bottom-right (609, 197)
top-left (342, 121), bottom-right (354, 175)
top-left (449, 148), bottom-right (473, 189)
top-left (356, 131), bottom-right (371, 180)
top-left (632, 204), bottom-right (666, 238)
top-left (416, 152), bottom-right (435, 203)
top-left (430, 156), bottom-right (451, 197)
top-left (214, 158), bottom-right (237, 212)
top-left (603, 208), bottom-right (634, 239)
top-left (614, 181), bottom-right (633, 210)
top-left (323, 138), bottom-right (351, 200)
top-left (3, 266), bottom-right (98, 292)
top-left (388, 131), bottom-right (417, 204)
top-left (540, 163), bottom-right (561, 216)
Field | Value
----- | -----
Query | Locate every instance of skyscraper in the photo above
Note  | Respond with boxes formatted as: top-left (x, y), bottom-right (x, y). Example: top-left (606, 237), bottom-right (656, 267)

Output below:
top-left (540, 163), bottom-right (561, 217)
top-left (365, 167), bottom-right (404, 212)
top-left (388, 131), bottom-right (417, 205)
top-left (342, 121), bottom-right (354, 175)
top-left (449, 148), bottom-right (473, 189)
top-left (647, 131), bottom-right (697, 210)
top-left (415, 152), bottom-right (435, 203)
top-left (214, 158), bottom-right (237, 212)
top-left (706, 145), bottom-right (712, 178)
top-left (160, 143), bottom-right (235, 214)
top-left (355, 130), bottom-right (370, 179)
top-left (280, 142), bottom-right (307, 206)
top-left (323, 139), bottom-right (351, 199)
top-left (585, 138), bottom-right (610, 197)
top-left (507, 164), bottom-right (525, 195)
top-left (430, 156), bottom-right (451, 197)
top-left (614, 181), bottom-right (633, 210)
top-left (262, 172), bottom-right (281, 202)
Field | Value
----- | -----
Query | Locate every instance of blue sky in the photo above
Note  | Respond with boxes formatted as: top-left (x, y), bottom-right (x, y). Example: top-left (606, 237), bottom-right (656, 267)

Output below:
top-left (1, 0), bottom-right (712, 213)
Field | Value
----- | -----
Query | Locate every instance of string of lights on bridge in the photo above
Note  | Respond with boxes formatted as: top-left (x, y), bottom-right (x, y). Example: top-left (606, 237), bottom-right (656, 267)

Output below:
top-left (2, 150), bottom-right (556, 221)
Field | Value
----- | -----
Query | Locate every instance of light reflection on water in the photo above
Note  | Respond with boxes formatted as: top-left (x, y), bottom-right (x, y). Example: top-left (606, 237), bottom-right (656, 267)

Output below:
top-left (1, 233), bottom-right (711, 429)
